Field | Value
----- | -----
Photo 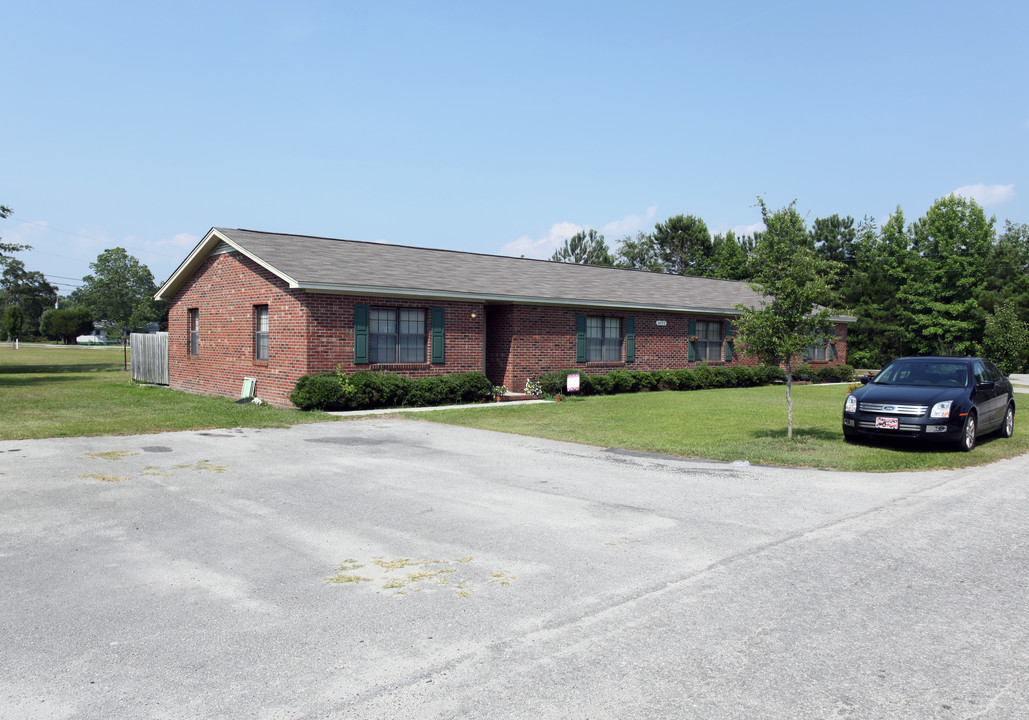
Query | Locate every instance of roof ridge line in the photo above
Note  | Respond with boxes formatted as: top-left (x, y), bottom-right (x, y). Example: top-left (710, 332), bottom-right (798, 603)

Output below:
top-left (223, 227), bottom-right (752, 286)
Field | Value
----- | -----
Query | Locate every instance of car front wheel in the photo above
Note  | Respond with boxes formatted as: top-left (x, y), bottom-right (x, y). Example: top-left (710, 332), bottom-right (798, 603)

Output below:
top-left (1000, 403), bottom-right (1015, 439)
top-left (958, 412), bottom-right (977, 452)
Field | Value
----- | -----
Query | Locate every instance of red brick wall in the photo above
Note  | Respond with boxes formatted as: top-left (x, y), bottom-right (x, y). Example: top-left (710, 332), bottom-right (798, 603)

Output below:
top-left (305, 295), bottom-right (485, 377)
top-left (487, 305), bottom-right (848, 392)
top-left (168, 252), bottom-right (487, 407)
top-left (168, 252), bottom-right (849, 406)
top-left (168, 253), bottom-right (311, 407)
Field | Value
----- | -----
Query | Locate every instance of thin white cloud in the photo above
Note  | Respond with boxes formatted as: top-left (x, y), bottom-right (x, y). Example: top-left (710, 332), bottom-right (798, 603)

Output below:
top-left (502, 207), bottom-right (662, 259)
top-left (168, 232), bottom-right (200, 248)
top-left (501, 221), bottom-right (583, 259)
top-left (602, 206), bottom-right (658, 237)
top-left (5, 219), bottom-right (53, 247)
top-left (951, 183), bottom-right (1015, 206)
top-left (731, 221), bottom-right (764, 238)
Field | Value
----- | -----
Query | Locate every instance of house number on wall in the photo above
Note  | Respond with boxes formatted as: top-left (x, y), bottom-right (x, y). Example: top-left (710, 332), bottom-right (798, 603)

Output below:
top-left (655, 320), bottom-right (667, 326)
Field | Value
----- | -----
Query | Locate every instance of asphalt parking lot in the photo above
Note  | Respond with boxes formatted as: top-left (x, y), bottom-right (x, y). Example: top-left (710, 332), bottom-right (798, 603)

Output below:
top-left (2, 418), bottom-right (1028, 719)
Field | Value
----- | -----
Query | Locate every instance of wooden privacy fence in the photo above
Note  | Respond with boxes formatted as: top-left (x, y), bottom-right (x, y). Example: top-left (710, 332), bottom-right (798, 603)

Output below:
top-left (130, 332), bottom-right (169, 385)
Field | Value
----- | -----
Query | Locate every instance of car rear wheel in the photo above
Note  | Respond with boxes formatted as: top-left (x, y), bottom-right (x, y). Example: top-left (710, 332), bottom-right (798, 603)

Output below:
top-left (999, 403), bottom-right (1015, 439)
top-left (958, 412), bottom-right (977, 452)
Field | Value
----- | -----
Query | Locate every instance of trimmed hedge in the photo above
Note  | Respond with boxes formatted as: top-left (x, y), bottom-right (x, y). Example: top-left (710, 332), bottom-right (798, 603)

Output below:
top-left (292, 363), bottom-right (857, 410)
top-left (536, 364), bottom-right (858, 397)
top-left (290, 369), bottom-right (493, 411)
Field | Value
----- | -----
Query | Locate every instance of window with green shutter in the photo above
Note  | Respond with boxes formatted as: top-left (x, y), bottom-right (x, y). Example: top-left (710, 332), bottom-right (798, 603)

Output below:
top-left (576, 315), bottom-right (587, 362)
top-left (354, 304), bottom-right (369, 364)
top-left (431, 308), bottom-right (445, 364)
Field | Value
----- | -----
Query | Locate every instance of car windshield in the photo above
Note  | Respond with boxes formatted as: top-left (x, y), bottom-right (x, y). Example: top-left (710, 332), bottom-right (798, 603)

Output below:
top-left (874, 360), bottom-right (969, 388)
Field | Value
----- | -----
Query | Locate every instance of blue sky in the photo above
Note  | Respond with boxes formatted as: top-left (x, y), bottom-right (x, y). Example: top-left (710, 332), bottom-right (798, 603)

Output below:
top-left (3, 1), bottom-right (1027, 294)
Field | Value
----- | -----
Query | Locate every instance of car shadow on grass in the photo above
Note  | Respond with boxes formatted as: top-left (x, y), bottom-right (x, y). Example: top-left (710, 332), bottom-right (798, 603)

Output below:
top-left (844, 432), bottom-right (1006, 454)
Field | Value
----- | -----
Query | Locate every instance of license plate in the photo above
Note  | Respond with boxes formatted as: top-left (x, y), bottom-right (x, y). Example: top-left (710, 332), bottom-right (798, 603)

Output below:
top-left (875, 417), bottom-right (899, 430)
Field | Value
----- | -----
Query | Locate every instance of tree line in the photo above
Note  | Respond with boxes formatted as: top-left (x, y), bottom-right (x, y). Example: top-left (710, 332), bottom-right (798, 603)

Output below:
top-left (1, 205), bottom-right (167, 344)
top-left (550, 195), bottom-right (1029, 373)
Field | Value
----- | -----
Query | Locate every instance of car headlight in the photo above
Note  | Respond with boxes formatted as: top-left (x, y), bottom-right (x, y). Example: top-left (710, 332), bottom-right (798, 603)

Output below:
top-left (845, 395), bottom-right (857, 413)
top-left (930, 400), bottom-right (953, 419)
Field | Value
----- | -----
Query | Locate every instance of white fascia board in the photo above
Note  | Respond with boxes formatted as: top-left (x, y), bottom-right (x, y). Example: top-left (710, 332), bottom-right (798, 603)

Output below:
top-left (154, 229), bottom-right (298, 301)
top-left (298, 282), bottom-right (746, 316)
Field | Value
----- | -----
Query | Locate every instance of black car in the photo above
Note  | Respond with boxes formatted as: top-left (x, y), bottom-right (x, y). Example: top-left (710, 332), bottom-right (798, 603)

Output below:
top-left (843, 356), bottom-right (1015, 451)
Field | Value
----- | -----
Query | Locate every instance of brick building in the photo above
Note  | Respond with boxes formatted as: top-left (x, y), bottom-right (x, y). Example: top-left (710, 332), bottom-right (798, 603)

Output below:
top-left (155, 228), bottom-right (853, 408)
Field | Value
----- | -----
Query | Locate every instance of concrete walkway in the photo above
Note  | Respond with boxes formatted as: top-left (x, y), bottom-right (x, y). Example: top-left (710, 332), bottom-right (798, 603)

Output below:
top-left (327, 398), bottom-right (551, 417)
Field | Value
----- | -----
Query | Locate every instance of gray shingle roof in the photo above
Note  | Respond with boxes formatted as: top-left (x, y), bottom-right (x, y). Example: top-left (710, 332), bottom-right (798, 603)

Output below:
top-left (159, 227), bottom-right (855, 320)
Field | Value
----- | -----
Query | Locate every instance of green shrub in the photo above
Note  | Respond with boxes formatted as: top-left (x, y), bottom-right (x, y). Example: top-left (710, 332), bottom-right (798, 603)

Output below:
top-left (673, 368), bottom-right (699, 390)
top-left (753, 365), bottom-right (787, 384)
top-left (730, 365), bottom-right (756, 387)
top-left (791, 361), bottom-right (812, 381)
top-left (606, 370), bottom-right (636, 393)
top-left (291, 370), bottom-right (492, 411)
top-left (589, 373), bottom-right (607, 395)
top-left (812, 364), bottom-right (855, 383)
top-left (450, 372), bottom-right (493, 402)
top-left (707, 366), bottom-right (734, 388)
top-left (290, 373), bottom-right (345, 410)
top-left (631, 370), bottom-right (659, 390)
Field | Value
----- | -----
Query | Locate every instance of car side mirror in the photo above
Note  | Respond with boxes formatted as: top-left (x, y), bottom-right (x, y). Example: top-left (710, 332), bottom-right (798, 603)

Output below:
top-left (977, 380), bottom-right (996, 391)
top-left (859, 375), bottom-right (872, 385)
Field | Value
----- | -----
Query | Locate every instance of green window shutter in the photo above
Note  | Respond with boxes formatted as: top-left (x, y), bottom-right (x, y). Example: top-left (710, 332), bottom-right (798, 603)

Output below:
top-left (625, 317), bottom-right (635, 363)
top-left (724, 320), bottom-right (734, 362)
top-left (688, 318), bottom-right (696, 362)
top-left (802, 346), bottom-right (810, 361)
top-left (828, 342), bottom-right (835, 362)
top-left (576, 314), bottom-right (586, 362)
top-left (354, 304), bottom-right (369, 364)
top-left (431, 308), bottom-right (445, 364)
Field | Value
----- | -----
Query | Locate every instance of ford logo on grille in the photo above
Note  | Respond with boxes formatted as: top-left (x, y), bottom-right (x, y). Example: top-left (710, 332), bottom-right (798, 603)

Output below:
top-left (884, 406), bottom-right (896, 411)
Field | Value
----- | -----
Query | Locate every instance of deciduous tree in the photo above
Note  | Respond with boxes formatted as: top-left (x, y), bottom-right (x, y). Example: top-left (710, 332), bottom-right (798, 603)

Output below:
top-left (39, 306), bottom-right (95, 344)
top-left (1, 258), bottom-right (58, 332)
top-left (734, 199), bottom-right (840, 439)
top-left (77, 248), bottom-right (161, 336)
top-left (1, 204), bottom-right (29, 269)
top-left (980, 299), bottom-right (1029, 375)
top-left (903, 195), bottom-right (994, 356)
top-left (1, 305), bottom-right (28, 341)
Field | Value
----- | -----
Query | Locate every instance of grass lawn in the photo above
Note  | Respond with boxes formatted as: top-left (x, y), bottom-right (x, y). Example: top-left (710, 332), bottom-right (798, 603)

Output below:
top-left (413, 384), bottom-right (1029, 472)
top-left (0, 344), bottom-right (336, 440)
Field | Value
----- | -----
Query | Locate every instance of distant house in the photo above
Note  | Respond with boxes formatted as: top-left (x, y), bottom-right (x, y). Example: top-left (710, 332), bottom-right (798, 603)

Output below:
top-left (155, 228), bottom-right (854, 407)
top-left (76, 329), bottom-right (112, 345)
